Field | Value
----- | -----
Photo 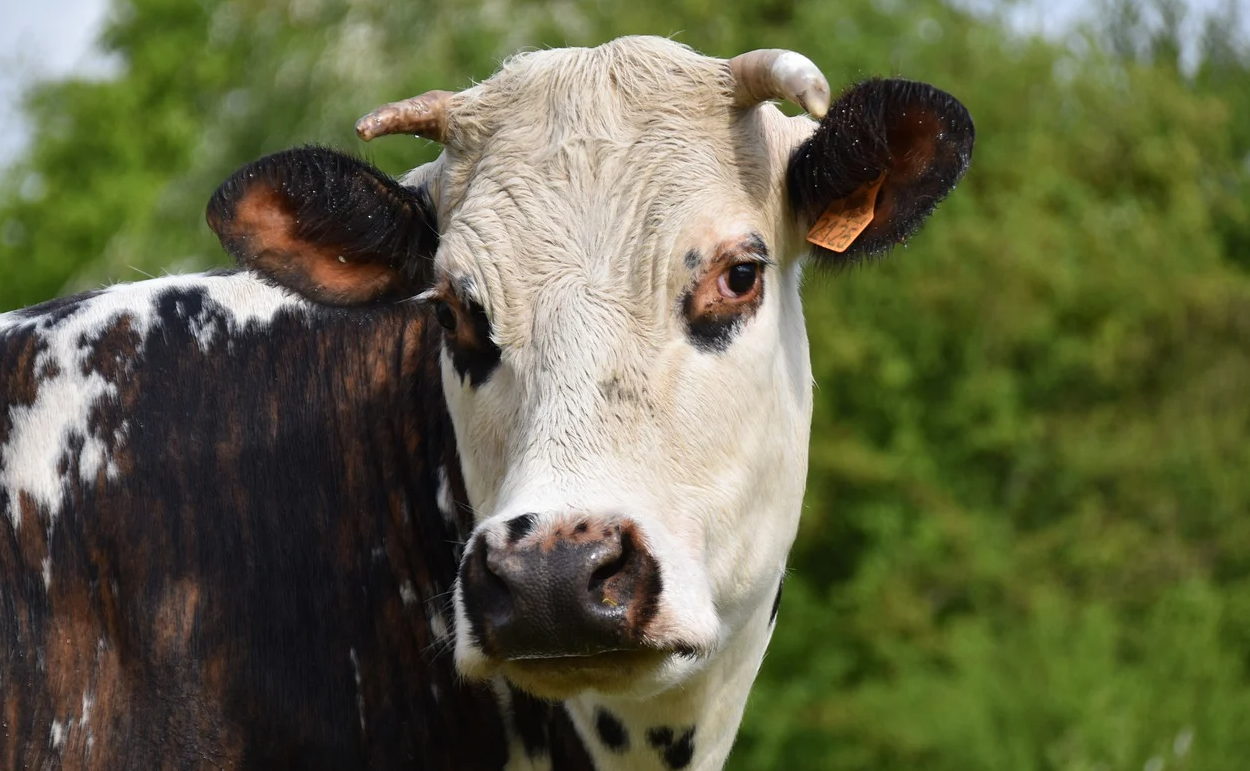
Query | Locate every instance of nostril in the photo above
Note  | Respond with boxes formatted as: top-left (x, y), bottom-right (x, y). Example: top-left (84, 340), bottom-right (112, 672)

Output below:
top-left (474, 537), bottom-right (514, 604)
top-left (589, 545), bottom-right (628, 591)
top-left (587, 530), bottom-right (634, 608)
top-left (461, 534), bottom-right (519, 656)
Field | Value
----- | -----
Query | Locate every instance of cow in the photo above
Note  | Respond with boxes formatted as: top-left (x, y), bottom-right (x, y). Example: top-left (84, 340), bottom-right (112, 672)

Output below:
top-left (0, 36), bottom-right (973, 770)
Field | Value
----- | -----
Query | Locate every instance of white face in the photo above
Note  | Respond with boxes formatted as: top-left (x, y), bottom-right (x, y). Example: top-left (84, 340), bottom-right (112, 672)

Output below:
top-left (415, 39), bottom-right (820, 698)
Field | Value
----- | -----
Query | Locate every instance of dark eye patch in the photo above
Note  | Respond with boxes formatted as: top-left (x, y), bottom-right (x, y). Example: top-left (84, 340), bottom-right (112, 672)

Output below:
top-left (680, 233), bottom-right (769, 353)
top-left (434, 289), bottom-right (501, 387)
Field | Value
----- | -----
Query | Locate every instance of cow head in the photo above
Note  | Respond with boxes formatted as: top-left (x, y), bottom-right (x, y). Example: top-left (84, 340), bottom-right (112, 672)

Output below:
top-left (207, 35), bottom-right (972, 763)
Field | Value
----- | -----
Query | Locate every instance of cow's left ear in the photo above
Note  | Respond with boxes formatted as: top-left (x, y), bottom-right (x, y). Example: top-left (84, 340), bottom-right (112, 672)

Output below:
top-left (206, 146), bottom-right (438, 305)
top-left (787, 79), bottom-right (974, 263)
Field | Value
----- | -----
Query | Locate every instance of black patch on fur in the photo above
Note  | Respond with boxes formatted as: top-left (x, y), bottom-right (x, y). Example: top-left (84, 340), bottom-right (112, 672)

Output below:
top-left (595, 708), bottom-right (630, 752)
top-left (787, 79), bottom-right (974, 264)
top-left (206, 146), bottom-right (440, 304)
top-left (1, 281), bottom-right (530, 769)
top-left (647, 726), bottom-right (674, 749)
top-left (550, 702), bottom-right (597, 771)
top-left (683, 250), bottom-right (701, 270)
top-left (770, 575), bottom-right (785, 625)
top-left (682, 290), bottom-right (737, 353)
top-left (680, 283), bottom-right (763, 354)
top-left (507, 513), bottom-right (538, 543)
top-left (443, 298), bottom-right (501, 387)
top-left (647, 725), bottom-right (696, 770)
top-left (508, 685), bottom-right (553, 759)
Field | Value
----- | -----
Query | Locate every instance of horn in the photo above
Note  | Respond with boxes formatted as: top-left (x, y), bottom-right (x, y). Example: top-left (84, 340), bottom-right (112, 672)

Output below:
top-left (728, 49), bottom-right (831, 119)
top-left (355, 90), bottom-right (454, 142)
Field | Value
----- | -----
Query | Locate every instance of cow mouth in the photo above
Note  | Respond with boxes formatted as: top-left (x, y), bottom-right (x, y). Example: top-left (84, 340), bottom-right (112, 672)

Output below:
top-left (498, 647), bottom-right (695, 699)
top-left (502, 641), bottom-right (704, 663)
top-left (506, 649), bottom-right (662, 666)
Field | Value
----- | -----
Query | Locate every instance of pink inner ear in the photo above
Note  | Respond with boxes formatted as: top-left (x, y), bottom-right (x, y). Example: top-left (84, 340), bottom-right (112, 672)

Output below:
top-left (858, 108), bottom-right (944, 244)
top-left (230, 186), bottom-right (298, 254)
top-left (885, 109), bottom-right (942, 186)
top-left (225, 184), bottom-right (403, 305)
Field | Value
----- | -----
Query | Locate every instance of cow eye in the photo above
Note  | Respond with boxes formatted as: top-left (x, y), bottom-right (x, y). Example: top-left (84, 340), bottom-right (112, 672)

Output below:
top-left (434, 300), bottom-right (458, 332)
top-left (719, 263), bottom-right (760, 298)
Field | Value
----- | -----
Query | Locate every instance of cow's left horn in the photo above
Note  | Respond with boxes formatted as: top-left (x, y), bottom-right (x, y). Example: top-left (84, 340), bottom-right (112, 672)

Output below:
top-left (355, 90), bottom-right (454, 142)
top-left (728, 49), bottom-right (831, 119)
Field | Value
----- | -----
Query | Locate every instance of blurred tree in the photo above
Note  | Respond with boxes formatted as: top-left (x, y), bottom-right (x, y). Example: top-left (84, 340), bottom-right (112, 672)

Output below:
top-left (2, 1), bottom-right (1249, 770)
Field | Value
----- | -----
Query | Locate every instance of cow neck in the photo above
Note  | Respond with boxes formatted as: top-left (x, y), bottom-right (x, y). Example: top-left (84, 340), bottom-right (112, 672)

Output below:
top-left (315, 303), bottom-right (525, 768)
top-left (559, 611), bottom-right (775, 771)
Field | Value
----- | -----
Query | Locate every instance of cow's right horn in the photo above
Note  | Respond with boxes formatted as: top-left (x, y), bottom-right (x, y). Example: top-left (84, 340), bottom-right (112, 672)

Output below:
top-left (728, 49), bottom-right (831, 119)
top-left (355, 90), bottom-right (453, 143)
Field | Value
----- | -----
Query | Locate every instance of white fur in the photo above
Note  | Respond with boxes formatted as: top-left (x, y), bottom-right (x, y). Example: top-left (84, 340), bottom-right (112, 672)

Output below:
top-left (0, 273), bottom-right (305, 610)
top-left (399, 580), bottom-right (418, 607)
top-left (0, 273), bottom-right (304, 531)
top-left (428, 37), bottom-right (821, 770)
top-left (350, 647), bottom-right (366, 734)
top-left (436, 464), bottom-right (456, 525)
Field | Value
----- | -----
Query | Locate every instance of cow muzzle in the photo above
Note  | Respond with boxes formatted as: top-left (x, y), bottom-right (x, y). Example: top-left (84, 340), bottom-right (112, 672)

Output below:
top-left (459, 516), bottom-right (662, 660)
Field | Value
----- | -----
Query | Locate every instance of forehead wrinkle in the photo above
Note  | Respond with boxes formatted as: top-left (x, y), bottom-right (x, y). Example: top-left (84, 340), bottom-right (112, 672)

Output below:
top-left (432, 41), bottom-right (804, 360)
top-left (450, 38), bottom-right (735, 152)
top-left (438, 222), bottom-right (508, 324)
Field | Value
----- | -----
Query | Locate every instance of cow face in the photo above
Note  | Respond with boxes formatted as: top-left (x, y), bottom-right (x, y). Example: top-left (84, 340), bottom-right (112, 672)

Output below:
top-left (208, 37), bottom-right (972, 702)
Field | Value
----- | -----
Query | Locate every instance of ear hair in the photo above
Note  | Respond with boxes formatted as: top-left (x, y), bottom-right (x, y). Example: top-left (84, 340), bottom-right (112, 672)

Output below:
top-left (787, 79), bottom-right (974, 263)
top-left (206, 146), bottom-right (439, 305)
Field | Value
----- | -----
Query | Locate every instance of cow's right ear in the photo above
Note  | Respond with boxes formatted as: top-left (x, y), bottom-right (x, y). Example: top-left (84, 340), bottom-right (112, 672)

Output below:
top-left (206, 146), bottom-right (438, 306)
top-left (787, 79), bottom-right (974, 264)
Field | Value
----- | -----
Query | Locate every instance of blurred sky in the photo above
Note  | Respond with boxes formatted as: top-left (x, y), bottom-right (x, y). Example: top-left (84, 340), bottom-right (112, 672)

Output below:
top-left (0, 0), bottom-right (1244, 168)
top-left (0, 0), bottom-right (119, 166)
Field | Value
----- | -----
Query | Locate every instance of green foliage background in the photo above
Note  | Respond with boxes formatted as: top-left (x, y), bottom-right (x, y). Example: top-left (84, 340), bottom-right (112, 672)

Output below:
top-left (3, 0), bottom-right (1248, 768)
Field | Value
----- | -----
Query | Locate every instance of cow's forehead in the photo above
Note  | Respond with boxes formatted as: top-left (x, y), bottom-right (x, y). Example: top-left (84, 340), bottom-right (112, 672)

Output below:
top-left (429, 37), bottom-right (810, 338)
top-left (449, 37), bottom-right (736, 152)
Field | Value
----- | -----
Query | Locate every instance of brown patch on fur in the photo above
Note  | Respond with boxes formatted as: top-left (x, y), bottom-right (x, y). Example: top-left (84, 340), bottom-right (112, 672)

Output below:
top-left (428, 278), bottom-right (485, 352)
top-left (3, 692), bottom-right (20, 770)
top-left (153, 579), bottom-right (201, 657)
top-left (82, 314), bottom-right (144, 483)
top-left (38, 589), bottom-right (133, 770)
top-left (0, 332), bottom-right (47, 447)
top-left (15, 491), bottom-right (49, 562)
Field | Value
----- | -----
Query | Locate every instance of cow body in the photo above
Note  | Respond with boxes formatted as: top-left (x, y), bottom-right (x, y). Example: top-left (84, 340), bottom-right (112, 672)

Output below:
top-left (2, 37), bottom-right (973, 770)
top-left (0, 274), bottom-right (590, 768)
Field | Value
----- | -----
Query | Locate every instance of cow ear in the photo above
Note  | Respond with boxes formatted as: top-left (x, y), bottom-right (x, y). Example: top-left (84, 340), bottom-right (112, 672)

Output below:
top-left (206, 146), bottom-right (438, 305)
top-left (787, 79), bottom-right (974, 263)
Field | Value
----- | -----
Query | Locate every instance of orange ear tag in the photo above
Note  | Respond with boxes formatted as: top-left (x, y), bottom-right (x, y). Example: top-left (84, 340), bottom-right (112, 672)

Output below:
top-left (806, 175), bottom-right (885, 253)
